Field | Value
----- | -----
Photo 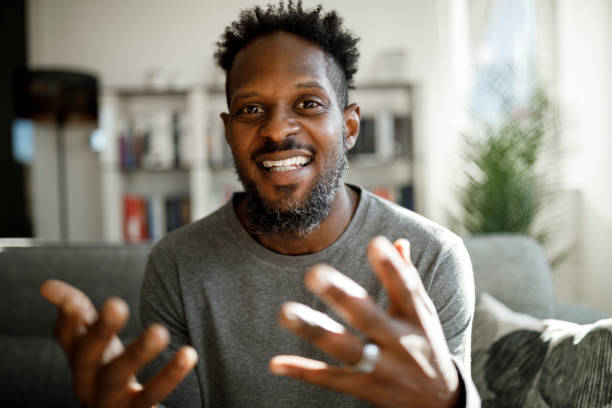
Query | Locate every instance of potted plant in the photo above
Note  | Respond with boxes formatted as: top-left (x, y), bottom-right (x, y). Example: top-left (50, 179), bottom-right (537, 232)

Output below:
top-left (450, 83), bottom-right (570, 267)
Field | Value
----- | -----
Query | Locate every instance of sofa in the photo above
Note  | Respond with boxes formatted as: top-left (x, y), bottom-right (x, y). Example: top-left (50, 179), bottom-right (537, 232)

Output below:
top-left (0, 234), bottom-right (606, 407)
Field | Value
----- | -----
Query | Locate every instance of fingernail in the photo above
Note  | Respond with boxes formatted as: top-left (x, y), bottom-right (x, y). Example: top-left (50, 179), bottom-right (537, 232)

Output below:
top-left (308, 265), bottom-right (332, 293)
top-left (282, 302), bottom-right (300, 320)
top-left (270, 364), bottom-right (288, 375)
top-left (178, 347), bottom-right (198, 368)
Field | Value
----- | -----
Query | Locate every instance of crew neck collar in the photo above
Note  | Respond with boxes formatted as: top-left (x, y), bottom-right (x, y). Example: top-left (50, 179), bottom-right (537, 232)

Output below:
top-left (222, 184), bottom-right (370, 268)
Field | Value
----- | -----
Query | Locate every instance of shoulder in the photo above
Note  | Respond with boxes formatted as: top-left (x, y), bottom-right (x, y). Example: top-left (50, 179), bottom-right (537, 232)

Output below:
top-left (361, 189), bottom-right (463, 256)
top-left (360, 189), bottom-right (472, 295)
top-left (154, 204), bottom-right (228, 251)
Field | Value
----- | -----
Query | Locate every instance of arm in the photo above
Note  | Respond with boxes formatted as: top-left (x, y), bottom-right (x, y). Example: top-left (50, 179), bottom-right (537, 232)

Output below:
top-left (270, 236), bottom-right (481, 408)
top-left (138, 248), bottom-right (203, 406)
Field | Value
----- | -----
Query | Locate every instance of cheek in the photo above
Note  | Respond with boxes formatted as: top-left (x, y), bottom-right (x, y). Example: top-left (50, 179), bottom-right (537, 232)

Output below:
top-left (309, 115), bottom-right (344, 149)
top-left (227, 125), bottom-right (252, 158)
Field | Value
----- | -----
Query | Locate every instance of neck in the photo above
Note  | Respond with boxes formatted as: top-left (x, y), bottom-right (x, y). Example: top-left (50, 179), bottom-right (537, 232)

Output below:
top-left (235, 184), bottom-right (359, 255)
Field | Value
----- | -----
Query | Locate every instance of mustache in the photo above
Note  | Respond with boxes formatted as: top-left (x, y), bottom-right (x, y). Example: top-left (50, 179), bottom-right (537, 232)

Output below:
top-left (250, 138), bottom-right (316, 161)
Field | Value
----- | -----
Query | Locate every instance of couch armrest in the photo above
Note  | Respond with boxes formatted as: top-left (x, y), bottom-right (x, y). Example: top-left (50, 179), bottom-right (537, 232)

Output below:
top-left (464, 234), bottom-right (556, 319)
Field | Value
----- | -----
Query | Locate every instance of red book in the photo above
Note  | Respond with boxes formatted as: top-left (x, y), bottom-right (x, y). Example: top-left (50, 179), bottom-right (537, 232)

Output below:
top-left (372, 187), bottom-right (396, 203)
top-left (123, 195), bottom-right (149, 243)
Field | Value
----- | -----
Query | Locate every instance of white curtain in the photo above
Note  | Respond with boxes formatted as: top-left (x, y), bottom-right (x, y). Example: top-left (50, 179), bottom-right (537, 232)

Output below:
top-left (468, 0), bottom-right (537, 123)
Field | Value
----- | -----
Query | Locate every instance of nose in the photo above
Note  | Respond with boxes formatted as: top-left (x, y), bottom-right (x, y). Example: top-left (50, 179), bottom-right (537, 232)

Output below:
top-left (258, 106), bottom-right (300, 141)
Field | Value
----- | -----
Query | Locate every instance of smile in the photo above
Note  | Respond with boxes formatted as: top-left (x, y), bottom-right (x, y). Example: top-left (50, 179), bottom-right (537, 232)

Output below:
top-left (260, 156), bottom-right (312, 172)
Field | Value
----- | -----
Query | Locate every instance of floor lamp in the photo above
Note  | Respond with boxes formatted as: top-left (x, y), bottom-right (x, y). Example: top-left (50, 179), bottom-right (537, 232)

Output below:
top-left (13, 69), bottom-right (98, 241)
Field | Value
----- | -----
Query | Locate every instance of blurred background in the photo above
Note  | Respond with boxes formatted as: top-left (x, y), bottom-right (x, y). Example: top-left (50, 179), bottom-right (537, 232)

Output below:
top-left (1, 0), bottom-right (611, 313)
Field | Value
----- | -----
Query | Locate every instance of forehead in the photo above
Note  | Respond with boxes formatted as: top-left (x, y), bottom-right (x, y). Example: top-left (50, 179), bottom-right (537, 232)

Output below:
top-left (228, 31), bottom-right (333, 103)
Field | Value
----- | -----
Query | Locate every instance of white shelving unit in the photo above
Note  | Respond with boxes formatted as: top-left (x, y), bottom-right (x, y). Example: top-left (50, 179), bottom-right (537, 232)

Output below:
top-left (100, 83), bottom-right (417, 243)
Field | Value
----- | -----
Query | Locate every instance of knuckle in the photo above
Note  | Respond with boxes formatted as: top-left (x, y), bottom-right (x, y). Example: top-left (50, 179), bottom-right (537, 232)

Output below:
top-left (133, 391), bottom-right (157, 408)
top-left (72, 379), bottom-right (91, 403)
top-left (124, 346), bottom-right (147, 367)
top-left (299, 323), bottom-right (326, 342)
top-left (324, 284), bottom-right (345, 302)
top-left (355, 309), bottom-right (381, 331)
top-left (96, 372), bottom-right (122, 390)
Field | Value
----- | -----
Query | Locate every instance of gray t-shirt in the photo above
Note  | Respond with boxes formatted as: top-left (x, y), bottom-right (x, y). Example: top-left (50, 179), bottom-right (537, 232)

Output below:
top-left (140, 186), bottom-right (477, 407)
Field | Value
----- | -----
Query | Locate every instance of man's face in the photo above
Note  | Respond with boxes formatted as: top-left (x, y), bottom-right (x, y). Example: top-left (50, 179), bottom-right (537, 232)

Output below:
top-left (222, 31), bottom-right (357, 235)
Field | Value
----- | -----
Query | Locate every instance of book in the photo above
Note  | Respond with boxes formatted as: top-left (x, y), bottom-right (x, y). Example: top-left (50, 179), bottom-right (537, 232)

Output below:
top-left (123, 195), bottom-right (149, 243)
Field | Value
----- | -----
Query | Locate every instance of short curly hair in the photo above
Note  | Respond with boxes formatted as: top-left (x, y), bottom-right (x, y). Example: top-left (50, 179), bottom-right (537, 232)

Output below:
top-left (215, 1), bottom-right (360, 108)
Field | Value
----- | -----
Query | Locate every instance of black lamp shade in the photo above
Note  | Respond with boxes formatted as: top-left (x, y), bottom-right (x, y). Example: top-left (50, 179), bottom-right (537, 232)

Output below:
top-left (13, 69), bottom-right (98, 123)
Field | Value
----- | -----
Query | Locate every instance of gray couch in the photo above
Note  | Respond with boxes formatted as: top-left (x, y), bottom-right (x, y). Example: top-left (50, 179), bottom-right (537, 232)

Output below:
top-left (0, 234), bottom-right (606, 406)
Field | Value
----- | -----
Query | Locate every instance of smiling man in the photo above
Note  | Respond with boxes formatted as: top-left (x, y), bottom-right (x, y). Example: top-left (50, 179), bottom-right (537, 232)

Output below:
top-left (41, 2), bottom-right (479, 407)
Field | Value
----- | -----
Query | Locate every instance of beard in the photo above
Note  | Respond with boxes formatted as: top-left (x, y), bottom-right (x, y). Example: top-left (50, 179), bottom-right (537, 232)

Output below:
top-left (234, 133), bottom-right (348, 237)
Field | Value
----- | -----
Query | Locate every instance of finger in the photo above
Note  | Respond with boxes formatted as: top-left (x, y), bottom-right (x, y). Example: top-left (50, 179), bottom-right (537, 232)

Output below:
top-left (381, 239), bottom-right (412, 316)
top-left (97, 323), bottom-right (170, 394)
top-left (41, 280), bottom-right (98, 324)
top-left (53, 297), bottom-right (83, 354)
top-left (368, 237), bottom-right (431, 324)
top-left (270, 355), bottom-right (370, 399)
top-left (72, 298), bottom-right (128, 400)
top-left (41, 280), bottom-right (99, 356)
top-left (393, 238), bottom-right (411, 264)
top-left (305, 264), bottom-right (401, 346)
top-left (278, 302), bottom-right (364, 365)
top-left (134, 346), bottom-right (198, 408)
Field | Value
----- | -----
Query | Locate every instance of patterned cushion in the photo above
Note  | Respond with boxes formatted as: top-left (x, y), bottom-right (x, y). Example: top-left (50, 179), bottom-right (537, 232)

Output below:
top-left (472, 293), bottom-right (612, 407)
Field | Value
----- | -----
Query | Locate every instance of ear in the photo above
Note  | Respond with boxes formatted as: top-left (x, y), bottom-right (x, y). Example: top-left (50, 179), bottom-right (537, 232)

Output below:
top-left (220, 112), bottom-right (230, 143)
top-left (343, 103), bottom-right (360, 151)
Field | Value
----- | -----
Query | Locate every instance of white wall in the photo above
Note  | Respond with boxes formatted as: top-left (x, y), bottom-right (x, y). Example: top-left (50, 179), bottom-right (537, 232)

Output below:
top-left (28, 0), bottom-right (447, 87)
top-left (555, 0), bottom-right (612, 313)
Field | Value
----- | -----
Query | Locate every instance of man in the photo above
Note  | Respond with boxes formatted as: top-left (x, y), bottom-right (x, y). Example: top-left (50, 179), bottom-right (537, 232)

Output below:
top-left (41, 2), bottom-right (479, 407)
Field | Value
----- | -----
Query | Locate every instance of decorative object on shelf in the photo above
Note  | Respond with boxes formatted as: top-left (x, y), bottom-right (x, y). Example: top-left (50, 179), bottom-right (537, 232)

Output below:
top-left (118, 109), bottom-right (189, 171)
top-left (13, 69), bottom-right (98, 241)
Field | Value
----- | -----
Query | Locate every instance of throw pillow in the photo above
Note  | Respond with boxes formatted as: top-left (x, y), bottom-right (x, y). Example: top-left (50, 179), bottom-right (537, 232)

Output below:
top-left (471, 293), bottom-right (612, 407)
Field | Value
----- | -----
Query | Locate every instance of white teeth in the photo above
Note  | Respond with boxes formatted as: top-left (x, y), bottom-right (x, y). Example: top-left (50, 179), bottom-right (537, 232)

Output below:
top-left (262, 156), bottom-right (311, 170)
top-left (270, 166), bottom-right (296, 172)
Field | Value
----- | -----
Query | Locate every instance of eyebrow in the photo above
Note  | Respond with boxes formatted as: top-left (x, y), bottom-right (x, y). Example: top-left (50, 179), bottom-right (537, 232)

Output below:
top-left (230, 80), bottom-right (326, 105)
top-left (296, 80), bottom-right (325, 90)
top-left (230, 91), bottom-right (259, 106)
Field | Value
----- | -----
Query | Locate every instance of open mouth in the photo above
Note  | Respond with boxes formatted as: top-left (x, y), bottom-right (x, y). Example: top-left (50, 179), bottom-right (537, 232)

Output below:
top-left (260, 156), bottom-right (312, 172)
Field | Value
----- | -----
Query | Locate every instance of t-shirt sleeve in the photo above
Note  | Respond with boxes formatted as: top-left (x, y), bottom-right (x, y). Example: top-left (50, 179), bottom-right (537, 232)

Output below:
top-left (425, 236), bottom-right (475, 369)
top-left (138, 246), bottom-right (203, 407)
top-left (425, 236), bottom-right (480, 407)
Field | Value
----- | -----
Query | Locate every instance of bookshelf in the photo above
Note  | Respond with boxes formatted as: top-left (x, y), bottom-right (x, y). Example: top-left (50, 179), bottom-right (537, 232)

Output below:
top-left (100, 83), bottom-right (416, 243)
top-left (345, 83), bottom-right (415, 207)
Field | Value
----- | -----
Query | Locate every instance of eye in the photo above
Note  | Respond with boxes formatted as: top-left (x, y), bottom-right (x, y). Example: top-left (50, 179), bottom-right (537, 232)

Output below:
top-left (296, 100), bottom-right (321, 110)
top-left (239, 104), bottom-right (264, 115)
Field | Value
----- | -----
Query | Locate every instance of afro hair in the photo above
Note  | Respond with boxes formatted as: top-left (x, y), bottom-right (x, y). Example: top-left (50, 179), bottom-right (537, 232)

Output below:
top-left (215, 1), bottom-right (360, 107)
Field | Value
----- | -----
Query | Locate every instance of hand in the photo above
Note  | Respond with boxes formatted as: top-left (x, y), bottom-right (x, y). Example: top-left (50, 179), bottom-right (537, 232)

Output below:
top-left (269, 236), bottom-right (461, 408)
top-left (40, 280), bottom-right (197, 408)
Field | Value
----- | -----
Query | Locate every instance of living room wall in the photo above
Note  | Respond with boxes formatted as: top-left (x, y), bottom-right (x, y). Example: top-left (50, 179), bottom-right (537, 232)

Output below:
top-left (554, 0), bottom-right (612, 314)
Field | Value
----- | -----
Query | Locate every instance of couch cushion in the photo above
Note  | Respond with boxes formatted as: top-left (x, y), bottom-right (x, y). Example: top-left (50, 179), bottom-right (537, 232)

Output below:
top-left (0, 335), bottom-right (80, 407)
top-left (464, 234), bottom-right (555, 319)
top-left (0, 243), bottom-right (151, 339)
top-left (472, 293), bottom-right (612, 407)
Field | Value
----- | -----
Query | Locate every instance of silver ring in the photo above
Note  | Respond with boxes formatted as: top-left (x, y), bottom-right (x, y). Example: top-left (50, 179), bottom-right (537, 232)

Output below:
top-left (352, 343), bottom-right (380, 373)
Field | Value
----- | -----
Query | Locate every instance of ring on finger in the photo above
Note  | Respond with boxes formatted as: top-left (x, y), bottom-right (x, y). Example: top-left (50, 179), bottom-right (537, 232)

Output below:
top-left (351, 343), bottom-right (380, 373)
